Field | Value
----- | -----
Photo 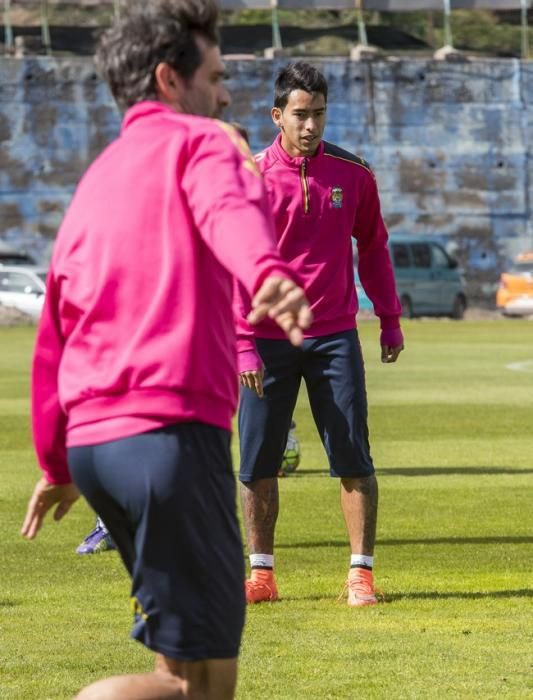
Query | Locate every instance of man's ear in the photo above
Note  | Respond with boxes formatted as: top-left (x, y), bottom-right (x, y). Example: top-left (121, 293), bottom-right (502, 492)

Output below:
top-left (155, 62), bottom-right (182, 102)
top-left (271, 106), bottom-right (283, 130)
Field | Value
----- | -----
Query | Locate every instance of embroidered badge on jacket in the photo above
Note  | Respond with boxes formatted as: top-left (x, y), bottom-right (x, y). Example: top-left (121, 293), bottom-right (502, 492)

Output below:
top-left (331, 186), bottom-right (343, 209)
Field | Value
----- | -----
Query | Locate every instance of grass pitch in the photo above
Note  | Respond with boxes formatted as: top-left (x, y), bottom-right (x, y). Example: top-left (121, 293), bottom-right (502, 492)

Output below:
top-left (0, 320), bottom-right (532, 699)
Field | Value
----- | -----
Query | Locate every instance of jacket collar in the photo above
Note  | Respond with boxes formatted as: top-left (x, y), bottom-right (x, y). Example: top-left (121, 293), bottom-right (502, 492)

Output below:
top-left (272, 133), bottom-right (324, 168)
top-left (121, 100), bottom-right (176, 133)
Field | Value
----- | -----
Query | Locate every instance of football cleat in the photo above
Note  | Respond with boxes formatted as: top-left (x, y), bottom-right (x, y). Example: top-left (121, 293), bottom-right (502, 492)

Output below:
top-left (341, 568), bottom-right (383, 607)
top-left (76, 525), bottom-right (117, 555)
top-left (245, 570), bottom-right (279, 604)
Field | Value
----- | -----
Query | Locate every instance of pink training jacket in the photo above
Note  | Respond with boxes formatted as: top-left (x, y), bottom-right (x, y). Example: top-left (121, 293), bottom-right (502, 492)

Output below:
top-left (235, 134), bottom-right (403, 373)
top-left (32, 101), bottom-right (296, 485)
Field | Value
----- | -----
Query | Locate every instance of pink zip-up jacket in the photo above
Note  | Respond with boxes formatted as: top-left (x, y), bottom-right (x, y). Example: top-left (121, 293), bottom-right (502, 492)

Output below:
top-left (235, 135), bottom-right (402, 372)
top-left (33, 102), bottom-right (296, 485)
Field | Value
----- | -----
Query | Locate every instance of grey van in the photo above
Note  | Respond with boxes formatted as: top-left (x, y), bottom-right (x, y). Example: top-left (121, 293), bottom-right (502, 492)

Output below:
top-left (389, 234), bottom-right (467, 319)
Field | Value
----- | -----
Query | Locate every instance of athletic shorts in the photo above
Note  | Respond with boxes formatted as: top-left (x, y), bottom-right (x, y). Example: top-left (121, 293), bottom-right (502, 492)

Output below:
top-left (239, 330), bottom-right (375, 482)
top-left (68, 422), bottom-right (245, 661)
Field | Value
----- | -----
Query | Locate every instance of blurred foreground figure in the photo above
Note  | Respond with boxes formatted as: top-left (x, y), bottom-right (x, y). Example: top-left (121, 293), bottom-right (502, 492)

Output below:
top-left (77, 418), bottom-right (302, 554)
top-left (21, 3), bottom-right (311, 699)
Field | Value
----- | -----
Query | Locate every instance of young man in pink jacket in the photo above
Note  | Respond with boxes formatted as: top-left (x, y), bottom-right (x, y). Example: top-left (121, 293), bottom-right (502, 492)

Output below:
top-left (236, 62), bottom-right (404, 607)
top-left (21, 4), bottom-right (311, 699)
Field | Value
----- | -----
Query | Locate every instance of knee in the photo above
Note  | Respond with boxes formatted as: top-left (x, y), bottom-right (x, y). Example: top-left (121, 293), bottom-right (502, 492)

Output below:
top-left (74, 674), bottom-right (186, 699)
top-left (341, 474), bottom-right (377, 493)
top-left (74, 685), bottom-right (102, 700)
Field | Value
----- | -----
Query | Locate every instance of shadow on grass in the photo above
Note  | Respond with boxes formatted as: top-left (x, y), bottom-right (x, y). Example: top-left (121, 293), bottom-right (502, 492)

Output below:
top-left (379, 467), bottom-right (533, 476)
top-left (277, 536), bottom-right (533, 548)
top-left (386, 588), bottom-right (532, 601)
top-left (292, 467), bottom-right (533, 477)
top-left (283, 588), bottom-right (532, 603)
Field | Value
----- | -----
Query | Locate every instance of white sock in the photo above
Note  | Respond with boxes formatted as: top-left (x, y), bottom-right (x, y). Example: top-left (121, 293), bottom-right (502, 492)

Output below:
top-left (96, 516), bottom-right (106, 531)
top-left (250, 554), bottom-right (274, 570)
top-left (350, 554), bottom-right (373, 570)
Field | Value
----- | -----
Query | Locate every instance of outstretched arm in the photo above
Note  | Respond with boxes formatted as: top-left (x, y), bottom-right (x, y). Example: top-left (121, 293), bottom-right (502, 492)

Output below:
top-left (184, 125), bottom-right (311, 343)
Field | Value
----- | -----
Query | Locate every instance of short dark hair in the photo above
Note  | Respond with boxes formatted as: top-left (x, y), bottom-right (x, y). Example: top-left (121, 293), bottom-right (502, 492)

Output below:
top-left (274, 62), bottom-right (328, 110)
top-left (230, 122), bottom-right (250, 145)
top-left (96, 0), bottom-right (219, 111)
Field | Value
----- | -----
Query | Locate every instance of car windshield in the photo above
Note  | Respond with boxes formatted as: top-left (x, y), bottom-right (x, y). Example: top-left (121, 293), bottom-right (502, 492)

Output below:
top-left (510, 262), bottom-right (533, 274)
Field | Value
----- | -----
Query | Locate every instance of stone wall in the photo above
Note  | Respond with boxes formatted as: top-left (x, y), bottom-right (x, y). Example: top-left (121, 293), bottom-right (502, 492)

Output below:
top-left (1, 56), bottom-right (531, 301)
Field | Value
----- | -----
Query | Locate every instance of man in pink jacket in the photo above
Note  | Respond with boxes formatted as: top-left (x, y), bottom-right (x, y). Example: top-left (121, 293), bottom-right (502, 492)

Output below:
top-left (236, 62), bottom-right (404, 607)
top-left (21, 3), bottom-right (311, 699)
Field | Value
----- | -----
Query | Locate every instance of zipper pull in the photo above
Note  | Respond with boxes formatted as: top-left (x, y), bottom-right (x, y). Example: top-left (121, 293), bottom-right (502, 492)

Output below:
top-left (301, 159), bottom-right (310, 214)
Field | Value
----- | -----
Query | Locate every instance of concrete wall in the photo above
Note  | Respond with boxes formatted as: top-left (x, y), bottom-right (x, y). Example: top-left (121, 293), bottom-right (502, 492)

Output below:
top-left (1, 56), bottom-right (531, 301)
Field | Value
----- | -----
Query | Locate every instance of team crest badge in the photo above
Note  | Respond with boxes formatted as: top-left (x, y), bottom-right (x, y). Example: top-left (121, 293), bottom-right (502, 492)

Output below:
top-left (331, 186), bottom-right (343, 209)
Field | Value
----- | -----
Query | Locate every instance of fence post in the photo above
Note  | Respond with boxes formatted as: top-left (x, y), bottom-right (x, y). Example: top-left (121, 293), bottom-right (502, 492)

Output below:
top-left (3, 0), bottom-right (12, 54)
top-left (356, 0), bottom-right (368, 47)
top-left (271, 0), bottom-right (282, 50)
top-left (40, 0), bottom-right (52, 55)
top-left (521, 0), bottom-right (529, 59)
top-left (443, 0), bottom-right (453, 48)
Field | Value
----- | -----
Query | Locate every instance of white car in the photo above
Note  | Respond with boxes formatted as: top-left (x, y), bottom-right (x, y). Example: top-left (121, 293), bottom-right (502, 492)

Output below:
top-left (0, 266), bottom-right (47, 318)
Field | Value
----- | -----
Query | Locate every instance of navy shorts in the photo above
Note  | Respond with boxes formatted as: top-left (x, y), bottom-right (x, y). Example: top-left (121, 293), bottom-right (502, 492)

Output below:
top-left (239, 330), bottom-right (374, 481)
top-left (68, 422), bottom-right (245, 661)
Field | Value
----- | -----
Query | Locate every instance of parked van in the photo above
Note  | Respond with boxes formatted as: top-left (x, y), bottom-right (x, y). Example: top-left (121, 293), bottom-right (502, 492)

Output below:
top-left (388, 234), bottom-right (467, 319)
top-left (353, 235), bottom-right (467, 319)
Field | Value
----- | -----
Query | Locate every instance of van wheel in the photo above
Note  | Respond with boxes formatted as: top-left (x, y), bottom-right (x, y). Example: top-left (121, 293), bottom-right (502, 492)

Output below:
top-left (400, 295), bottom-right (413, 319)
top-left (451, 295), bottom-right (466, 320)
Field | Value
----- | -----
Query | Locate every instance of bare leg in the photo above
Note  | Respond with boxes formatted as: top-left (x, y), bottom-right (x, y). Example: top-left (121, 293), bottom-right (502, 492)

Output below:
top-left (240, 477), bottom-right (279, 554)
top-left (340, 475), bottom-right (378, 556)
top-left (74, 653), bottom-right (238, 700)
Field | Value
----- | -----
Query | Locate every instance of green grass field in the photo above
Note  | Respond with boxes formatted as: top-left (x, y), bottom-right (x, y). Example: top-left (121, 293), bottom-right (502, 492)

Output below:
top-left (1, 320), bottom-right (532, 699)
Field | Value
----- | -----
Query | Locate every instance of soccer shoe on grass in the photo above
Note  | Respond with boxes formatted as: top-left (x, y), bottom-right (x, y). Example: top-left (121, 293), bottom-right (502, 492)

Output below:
top-left (341, 568), bottom-right (383, 607)
top-left (245, 570), bottom-right (279, 604)
top-left (76, 526), bottom-right (117, 555)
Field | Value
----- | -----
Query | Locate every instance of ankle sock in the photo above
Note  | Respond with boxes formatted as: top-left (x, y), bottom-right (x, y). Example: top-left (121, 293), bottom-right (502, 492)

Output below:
top-left (350, 554), bottom-right (373, 571)
top-left (250, 554), bottom-right (274, 571)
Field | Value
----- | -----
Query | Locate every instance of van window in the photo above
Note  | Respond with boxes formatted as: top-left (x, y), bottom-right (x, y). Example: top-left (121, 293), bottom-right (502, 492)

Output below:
top-left (0, 271), bottom-right (41, 294)
top-left (432, 244), bottom-right (450, 269)
top-left (392, 244), bottom-right (410, 268)
top-left (411, 243), bottom-right (431, 269)
top-left (0, 253), bottom-right (35, 266)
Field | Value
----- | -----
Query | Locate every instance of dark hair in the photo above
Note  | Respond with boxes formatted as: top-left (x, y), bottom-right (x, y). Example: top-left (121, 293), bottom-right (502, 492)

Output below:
top-left (274, 62), bottom-right (328, 110)
top-left (230, 122), bottom-right (250, 145)
top-left (96, 0), bottom-right (219, 111)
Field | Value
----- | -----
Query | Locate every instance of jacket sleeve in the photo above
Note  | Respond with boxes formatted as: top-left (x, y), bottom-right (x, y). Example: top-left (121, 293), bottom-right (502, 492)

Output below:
top-left (31, 267), bottom-right (70, 485)
top-left (354, 172), bottom-right (402, 341)
top-left (233, 278), bottom-right (263, 374)
top-left (181, 124), bottom-right (294, 298)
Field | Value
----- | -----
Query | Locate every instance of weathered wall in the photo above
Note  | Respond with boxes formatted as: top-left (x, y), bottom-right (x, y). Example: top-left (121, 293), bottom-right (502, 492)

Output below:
top-left (1, 56), bottom-right (531, 301)
top-left (0, 57), bottom-right (119, 254)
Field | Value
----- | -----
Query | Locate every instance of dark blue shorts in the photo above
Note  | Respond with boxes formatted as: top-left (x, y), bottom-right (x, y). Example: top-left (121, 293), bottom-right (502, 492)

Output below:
top-left (239, 330), bottom-right (374, 481)
top-left (68, 422), bottom-right (245, 661)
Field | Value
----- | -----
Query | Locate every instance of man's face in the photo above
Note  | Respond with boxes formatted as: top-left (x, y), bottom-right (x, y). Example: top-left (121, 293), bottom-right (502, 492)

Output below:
top-left (272, 89), bottom-right (327, 158)
top-left (179, 38), bottom-right (231, 118)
